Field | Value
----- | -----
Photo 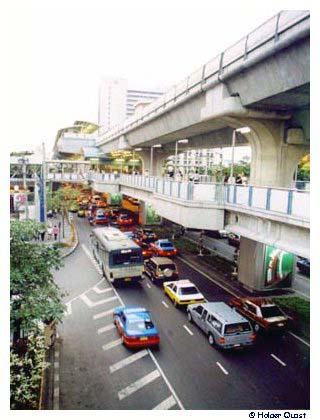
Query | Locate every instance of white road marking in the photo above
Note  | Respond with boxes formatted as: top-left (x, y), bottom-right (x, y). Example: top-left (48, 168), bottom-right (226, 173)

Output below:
top-left (97, 324), bottom-right (116, 334)
top-left (152, 395), bottom-right (177, 410)
top-left (118, 370), bottom-right (160, 400)
top-left (288, 331), bottom-right (310, 347)
top-left (107, 275), bottom-right (185, 410)
top-left (93, 285), bottom-right (112, 294)
top-left (183, 325), bottom-right (194, 336)
top-left (148, 351), bottom-right (185, 410)
top-left (102, 339), bottom-right (122, 351)
top-left (109, 350), bottom-right (148, 373)
top-left (80, 294), bottom-right (118, 308)
top-left (270, 353), bottom-right (287, 367)
top-left (146, 283), bottom-right (151, 289)
top-left (216, 362), bottom-right (229, 375)
top-left (81, 244), bottom-right (103, 274)
top-left (162, 301), bottom-right (169, 308)
top-left (93, 308), bottom-right (115, 320)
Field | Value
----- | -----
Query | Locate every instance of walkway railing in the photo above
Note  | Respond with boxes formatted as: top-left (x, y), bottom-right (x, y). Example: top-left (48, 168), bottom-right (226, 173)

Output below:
top-left (45, 172), bottom-right (309, 222)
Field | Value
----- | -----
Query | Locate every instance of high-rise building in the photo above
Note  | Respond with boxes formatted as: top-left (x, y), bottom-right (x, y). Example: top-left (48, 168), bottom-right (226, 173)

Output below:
top-left (98, 78), bottom-right (164, 131)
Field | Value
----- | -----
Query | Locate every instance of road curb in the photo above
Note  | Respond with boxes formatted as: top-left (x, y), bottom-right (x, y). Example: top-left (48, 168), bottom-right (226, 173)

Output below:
top-left (61, 223), bottom-right (79, 259)
top-left (53, 336), bottom-right (60, 410)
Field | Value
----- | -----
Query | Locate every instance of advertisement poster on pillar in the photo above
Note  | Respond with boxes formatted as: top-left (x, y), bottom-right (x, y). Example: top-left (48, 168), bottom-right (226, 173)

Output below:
top-left (264, 245), bottom-right (294, 287)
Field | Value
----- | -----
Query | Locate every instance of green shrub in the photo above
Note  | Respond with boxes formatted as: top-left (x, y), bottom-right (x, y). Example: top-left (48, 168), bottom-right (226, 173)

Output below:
top-left (273, 297), bottom-right (310, 324)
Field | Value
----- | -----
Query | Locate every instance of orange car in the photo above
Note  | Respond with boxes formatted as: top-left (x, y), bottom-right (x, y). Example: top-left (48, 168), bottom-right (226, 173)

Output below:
top-left (97, 200), bottom-right (107, 208)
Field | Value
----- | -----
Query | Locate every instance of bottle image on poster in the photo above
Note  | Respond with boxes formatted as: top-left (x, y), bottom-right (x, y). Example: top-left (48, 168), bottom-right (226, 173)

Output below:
top-left (264, 245), bottom-right (294, 287)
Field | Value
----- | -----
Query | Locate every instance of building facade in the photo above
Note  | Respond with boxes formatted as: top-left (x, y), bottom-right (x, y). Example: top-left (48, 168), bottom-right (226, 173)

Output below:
top-left (98, 78), bottom-right (164, 131)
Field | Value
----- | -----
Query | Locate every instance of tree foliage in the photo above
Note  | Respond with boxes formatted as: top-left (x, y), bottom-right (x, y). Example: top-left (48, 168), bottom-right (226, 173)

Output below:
top-left (10, 219), bottom-right (65, 333)
top-left (47, 185), bottom-right (80, 213)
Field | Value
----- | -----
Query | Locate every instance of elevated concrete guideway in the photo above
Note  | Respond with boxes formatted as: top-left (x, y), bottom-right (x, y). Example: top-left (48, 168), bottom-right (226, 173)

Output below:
top-left (97, 11), bottom-right (310, 188)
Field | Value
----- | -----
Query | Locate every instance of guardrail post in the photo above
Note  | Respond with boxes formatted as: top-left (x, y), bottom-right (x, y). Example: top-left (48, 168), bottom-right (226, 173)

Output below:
top-left (170, 180), bottom-right (173, 196)
top-left (266, 188), bottom-right (272, 210)
top-left (187, 182), bottom-right (194, 200)
top-left (287, 190), bottom-right (293, 215)
top-left (248, 186), bottom-right (253, 207)
top-left (233, 185), bottom-right (237, 204)
top-left (162, 179), bottom-right (165, 194)
top-left (178, 182), bottom-right (181, 199)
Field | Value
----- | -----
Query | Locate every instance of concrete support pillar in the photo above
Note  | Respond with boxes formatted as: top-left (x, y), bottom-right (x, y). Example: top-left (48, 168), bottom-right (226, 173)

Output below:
top-left (232, 118), bottom-right (309, 188)
top-left (138, 200), bottom-right (147, 225)
top-left (136, 149), bottom-right (168, 177)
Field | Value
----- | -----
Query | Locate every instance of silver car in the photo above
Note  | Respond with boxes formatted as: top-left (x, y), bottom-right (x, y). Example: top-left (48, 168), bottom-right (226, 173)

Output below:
top-left (187, 302), bottom-right (256, 350)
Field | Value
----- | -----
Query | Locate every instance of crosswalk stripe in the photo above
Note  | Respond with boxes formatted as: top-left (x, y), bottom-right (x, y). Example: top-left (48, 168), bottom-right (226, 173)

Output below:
top-left (109, 350), bottom-right (148, 373)
top-left (152, 395), bottom-right (177, 410)
top-left (93, 308), bottom-right (115, 320)
top-left (97, 324), bottom-right (115, 334)
top-left (118, 370), bottom-right (160, 400)
top-left (80, 294), bottom-right (118, 308)
top-left (102, 339), bottom-right (122, 351)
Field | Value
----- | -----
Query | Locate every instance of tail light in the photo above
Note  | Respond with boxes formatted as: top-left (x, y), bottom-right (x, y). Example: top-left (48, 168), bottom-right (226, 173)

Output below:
top-left (156, 270), bottom-right (161, 277)
top-left (219, 337), bottom-right (225, 344)
top-left (126, 336), bottom-right (138, 341)
top-left (250, 333), bottom-right (256, 340)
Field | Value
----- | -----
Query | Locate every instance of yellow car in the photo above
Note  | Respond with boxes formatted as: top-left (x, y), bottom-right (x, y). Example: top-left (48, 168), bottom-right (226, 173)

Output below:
top-left (163, 279), bottom-right (206, 309)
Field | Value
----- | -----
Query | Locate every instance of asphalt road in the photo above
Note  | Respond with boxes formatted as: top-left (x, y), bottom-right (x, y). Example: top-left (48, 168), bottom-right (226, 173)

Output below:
top-left (53, 217), bottom-right (310, 410)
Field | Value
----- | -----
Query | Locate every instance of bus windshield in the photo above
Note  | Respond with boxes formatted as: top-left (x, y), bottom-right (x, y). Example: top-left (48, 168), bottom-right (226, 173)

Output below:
top-left (111, 249), bottom-right (142, 266)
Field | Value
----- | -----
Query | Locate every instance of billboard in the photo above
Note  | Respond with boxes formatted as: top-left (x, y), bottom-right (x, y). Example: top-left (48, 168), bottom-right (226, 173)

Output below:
top-left (264, 245), bottom-right (294, 287)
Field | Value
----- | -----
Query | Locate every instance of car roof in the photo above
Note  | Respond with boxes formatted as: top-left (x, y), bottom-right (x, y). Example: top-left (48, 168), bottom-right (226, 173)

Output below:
top-left (150, 257), bottom-right (175, 264)
top-left (202, 302), bottom-right (250, 324)
top-left (122, 306), bottom-right (149, 317)
top-left (168, 279), bottom-right (193, 286)
top-left (158, 238), bottom-right (171, 242)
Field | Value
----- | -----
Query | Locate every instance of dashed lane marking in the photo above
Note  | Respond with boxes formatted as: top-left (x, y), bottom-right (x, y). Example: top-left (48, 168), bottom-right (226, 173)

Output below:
top-left (146, 283), bottom-right (151, 289)
top-left (93, 285), bottom-right (112, 294)
top-left (97, 324), bottom-right (116, 334)
top-left (288, 331), bottom-right (310, 347)
top-left (216, 362), bottom-right (229, 375)
top-left (118, 370), bottom-right (161, 401)
top-left (102, 339), bottom-right (122, 351)
top-left (109, 350), bottom-right (148, 373)
top-left (162, 301), bottom-right (169, 308)
top-left (93, 308), bottom-right (115, 320)
top-left (183, 325), bottom-right (194, 336)
top-left (270, 353), bottom-right (287, 367)
top-left (64, 302), bottom-right (72, 316)
top-left (152, 395), bottom-right (177, 410)
top-left (80, 294), bottom-right (118, 308)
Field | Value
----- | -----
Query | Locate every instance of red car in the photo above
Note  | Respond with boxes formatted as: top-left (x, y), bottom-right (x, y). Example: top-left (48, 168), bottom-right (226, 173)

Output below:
top-left (117, 213), bottom-right (134, 226)
top-left (141, 243), bottom-right (153, 259)
top-left (229, 297), bottom-right (289, 333)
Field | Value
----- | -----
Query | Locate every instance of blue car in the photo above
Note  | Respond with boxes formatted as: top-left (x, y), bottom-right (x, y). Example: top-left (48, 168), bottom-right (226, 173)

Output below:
top-left (150, 239), bottom-right (177, 257)
top-left (113, 306), bottom-right (160, 348)
top-left (123, 231), bottom-right (136, 240)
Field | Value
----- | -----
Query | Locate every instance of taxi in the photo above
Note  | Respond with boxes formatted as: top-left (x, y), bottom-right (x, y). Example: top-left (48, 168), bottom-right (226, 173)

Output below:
top-left (163, 279), bottom-right (206, 308)
top-left (113, 306), bottom-right (160, 348)
top-left (150, 239), bottom-right (177, 257)
top-left (97, 200), bottom-right (107, 208)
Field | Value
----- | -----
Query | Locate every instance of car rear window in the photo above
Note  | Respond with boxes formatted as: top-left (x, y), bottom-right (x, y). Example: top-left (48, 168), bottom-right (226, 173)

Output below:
top-left (260, 306), bottom-right (283, 318)
top-left (224, 322), bottom-right (251, 335)
top-left (127, 319), bottom-right (154, 332)
top-left (180, 286), bottom-right (199, 295)
top-left (160, 242), bottom-right (174, 248)
top-left (159, 264), bottom-right (176, 271)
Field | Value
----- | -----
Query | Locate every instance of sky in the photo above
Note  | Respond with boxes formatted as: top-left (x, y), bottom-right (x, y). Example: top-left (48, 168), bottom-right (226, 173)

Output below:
top-left (4, 0), bottom-right (314, 155)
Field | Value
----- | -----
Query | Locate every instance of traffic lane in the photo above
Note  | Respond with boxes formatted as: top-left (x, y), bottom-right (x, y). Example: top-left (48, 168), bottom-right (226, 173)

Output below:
top-left (142, 263), bottom-right (309, 408)
top-left (175, 256), bottom-right (233, 302)
top-left (116, 277), bottom-right (288, 409)
top-left (175, 256), bottom-right (310, 378)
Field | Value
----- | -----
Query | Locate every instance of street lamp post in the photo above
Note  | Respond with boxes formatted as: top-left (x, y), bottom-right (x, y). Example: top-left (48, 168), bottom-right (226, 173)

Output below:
top-left (174, 139), bottom-right (188, 177)
top-left (150, 144), bottom-right (162, 176)
top-left (230, 127), bottom-right (251, 182)
top-left (18, 156), bottom-right (29, 219)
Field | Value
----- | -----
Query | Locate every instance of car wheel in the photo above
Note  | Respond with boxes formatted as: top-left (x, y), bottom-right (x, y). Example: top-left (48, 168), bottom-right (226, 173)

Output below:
top-left (121, 334), bottom-right (125, 345)
top-left (208, 333), bottom-right (215, 346)
top-left (174, 300), bottom-right (180, 309)
top-left (254, 323), bottom-right (260, 333)
top-left (187, 311), bottom-right (193, 323)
